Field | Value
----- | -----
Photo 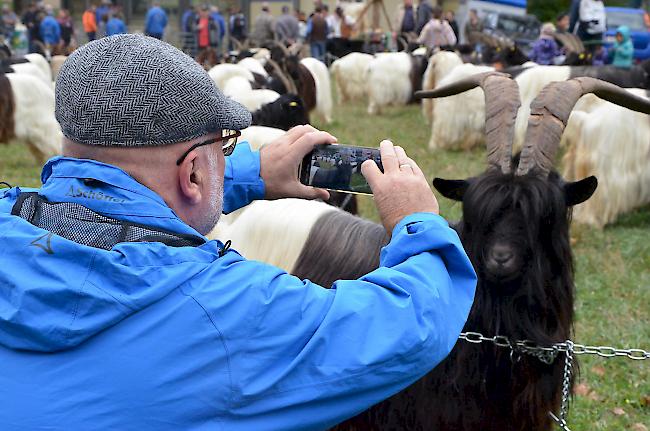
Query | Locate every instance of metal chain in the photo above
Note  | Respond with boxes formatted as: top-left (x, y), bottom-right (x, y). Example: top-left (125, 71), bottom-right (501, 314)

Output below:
top-left (459, 332), bottom-right (650, 431)
top-left (459, 332), bottom-right (650, 361)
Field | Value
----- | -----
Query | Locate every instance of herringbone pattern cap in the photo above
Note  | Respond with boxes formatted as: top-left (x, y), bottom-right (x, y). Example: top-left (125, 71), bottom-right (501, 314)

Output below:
top-left (56, 34), bottom-right (251, 146)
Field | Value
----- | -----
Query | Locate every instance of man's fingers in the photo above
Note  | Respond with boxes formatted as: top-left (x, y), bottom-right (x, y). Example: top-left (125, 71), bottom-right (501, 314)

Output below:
top-left (405, 156), bottom-right (425, 178)
top-left (379, 140), bottom-right (399, 173)
top-left (394, 146), bottom-right (414, 174)
top-left (298, 184), bottom-right (330, 201)
top-left (361, 159), bottom-right (382, 187)
top-left (292, 131), bottom-right (337, 158)
top-left (284, 124), bottom-right (317, 143)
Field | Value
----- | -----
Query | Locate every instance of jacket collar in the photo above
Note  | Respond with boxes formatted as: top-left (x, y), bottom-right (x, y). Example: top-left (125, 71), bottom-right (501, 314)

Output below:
top-left (38, 157), bottom-right (204, 237)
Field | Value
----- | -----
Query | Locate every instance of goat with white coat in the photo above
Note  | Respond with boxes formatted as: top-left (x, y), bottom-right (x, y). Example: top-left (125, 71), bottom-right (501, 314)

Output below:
top-left (330, 52), bottom-right (373, 103)
top-left (365, 51), bottom-right (428, 115)
top-left (0, 72), bottom-right (62, 163)
top-left (222, 76), bottom-right (281, 112)
top-left (561, 89), bottom-right (650, 228)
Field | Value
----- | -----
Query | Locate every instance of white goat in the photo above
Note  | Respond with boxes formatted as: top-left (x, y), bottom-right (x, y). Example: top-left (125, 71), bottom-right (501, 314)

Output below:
top-left (4, 73), bottom-right (62, 163)
top-left (365, 52), bottom-right (415, 115)
top-left (561, 89), bottom-right (650, 228)
top-left (238, 57), bottom-right (268, 78)
top-left (9, 62), bottom-right (51, 86)
top-left (427, 63), bottom-right (494, 151)
top-left (240, 125), bottom-right (285, 150)
top-left (210, 198), bottom-right (336, 273)
top-left (223, 76), bottom-right (280, 112)
top-left (300, 57), bottom-right (333, 123)
top-left (208, 63), bottom-right (255, 89)
top-left (330, 52), bottom-right (373, 103)
top-left (421, 51), bottom-right (464, 123)
top-left (25, 53), bottom-right (52, 82)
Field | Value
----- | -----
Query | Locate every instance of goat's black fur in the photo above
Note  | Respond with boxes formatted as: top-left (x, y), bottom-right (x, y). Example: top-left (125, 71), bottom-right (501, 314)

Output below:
top-left (251, 93), bottom-right (309, 131)
top-left (326, 164), bottom-right (596, 431)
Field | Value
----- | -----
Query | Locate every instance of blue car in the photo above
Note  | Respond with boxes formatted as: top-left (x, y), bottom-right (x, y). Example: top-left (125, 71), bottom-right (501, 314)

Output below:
top-left (604, 7), bottom-right (650, 61)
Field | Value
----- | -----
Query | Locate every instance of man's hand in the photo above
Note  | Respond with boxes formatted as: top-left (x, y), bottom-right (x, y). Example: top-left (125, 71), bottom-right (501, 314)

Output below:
top-left (260, 125), bottom-right (335, 200)
top-left (362, 140), bottom-right (439, 234)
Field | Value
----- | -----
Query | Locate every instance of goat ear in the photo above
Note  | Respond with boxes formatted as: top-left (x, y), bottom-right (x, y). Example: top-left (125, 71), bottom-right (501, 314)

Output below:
top-left (432, 178), bottom-right (469, 201)
top-left (564, 176), bottom-right (598, 206)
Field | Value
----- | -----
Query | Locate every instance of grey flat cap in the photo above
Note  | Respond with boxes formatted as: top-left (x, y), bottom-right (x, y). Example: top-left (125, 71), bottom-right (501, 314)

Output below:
top-left (56, 34), bottom-right (251, 147)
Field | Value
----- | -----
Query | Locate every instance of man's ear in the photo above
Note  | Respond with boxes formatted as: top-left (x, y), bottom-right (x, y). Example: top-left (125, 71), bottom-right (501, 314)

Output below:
top-left (432, 178), bottom-right (469, 202)
top-left (178, 152), bottom-right (203, 204)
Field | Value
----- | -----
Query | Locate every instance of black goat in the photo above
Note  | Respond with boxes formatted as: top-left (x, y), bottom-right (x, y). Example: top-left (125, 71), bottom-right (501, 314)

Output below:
top-left (332, 74), bottom-right (650, 430)
top-left (251, 93), bottom-right (309, 131)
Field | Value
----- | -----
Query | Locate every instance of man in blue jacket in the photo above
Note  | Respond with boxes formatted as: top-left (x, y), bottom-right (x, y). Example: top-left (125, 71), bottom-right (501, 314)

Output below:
top-left (39, 9), bottom-right (60, 47)
top-left (144, 0), bottom-right (168, 40)
top-left (0, 34), bottom-right (476, 430)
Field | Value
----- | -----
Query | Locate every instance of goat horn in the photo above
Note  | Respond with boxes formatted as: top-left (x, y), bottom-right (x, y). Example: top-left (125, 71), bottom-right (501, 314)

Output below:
top-left (517, 77), bottom-right (650, 176)
top-left (416, 72), bottom-right (521, 174)
top-left (272, 40), bottom-right (291, 57)
top-left (553, 33), bottom-right (575, 53)
top-left (266, 58), bottom-right (298, 95)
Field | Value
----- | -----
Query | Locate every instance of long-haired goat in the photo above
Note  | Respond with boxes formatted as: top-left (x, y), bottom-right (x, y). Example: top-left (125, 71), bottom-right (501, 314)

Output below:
top-left (0, 71), bottom-right (61, 163)
top-left (212, 74), bottom-right (650, 430)
top-left (560, 89), bottom-right (650, 228)
top-left (330, 52), bottom-right (374, 103)
top-left (365, 51), bottom-right (429, 115)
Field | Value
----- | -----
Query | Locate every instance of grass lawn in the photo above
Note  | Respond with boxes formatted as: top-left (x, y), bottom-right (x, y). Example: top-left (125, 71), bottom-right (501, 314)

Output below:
top-left (1, 97), bottom-right (648, 430)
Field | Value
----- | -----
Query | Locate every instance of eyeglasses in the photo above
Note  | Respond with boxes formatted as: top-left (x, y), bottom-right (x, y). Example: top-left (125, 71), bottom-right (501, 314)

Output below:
top-left (175, 130), bottom-right (241, 166)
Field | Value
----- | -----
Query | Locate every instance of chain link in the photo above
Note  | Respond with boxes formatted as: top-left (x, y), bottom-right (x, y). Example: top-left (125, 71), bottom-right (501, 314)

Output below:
top-left (458, 332), bottom-right (650, 361)
top-left (458, 332), bottom-right (650, 431)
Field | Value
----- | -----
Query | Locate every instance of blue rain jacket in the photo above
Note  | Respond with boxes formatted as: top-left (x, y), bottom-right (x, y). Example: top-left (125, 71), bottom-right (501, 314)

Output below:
top-left (39, 15), bottom-right (61, 45)
top-left (0, 143), bottom-right (476, 430)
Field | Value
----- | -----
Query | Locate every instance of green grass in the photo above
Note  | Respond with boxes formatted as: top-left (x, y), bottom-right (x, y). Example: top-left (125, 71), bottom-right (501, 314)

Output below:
top-left (1, 97), bottom-right (648, 430)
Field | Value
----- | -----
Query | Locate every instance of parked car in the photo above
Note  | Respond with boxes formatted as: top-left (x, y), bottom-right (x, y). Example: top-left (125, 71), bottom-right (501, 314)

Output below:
top-left (483, 12), bottom-right (541, 54)
top-left (604, 7), bottom-right (650, 61)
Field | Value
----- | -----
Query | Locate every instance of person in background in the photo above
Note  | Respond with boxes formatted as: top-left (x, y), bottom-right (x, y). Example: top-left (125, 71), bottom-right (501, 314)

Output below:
top-left (445, 10), bottom-right (459, 41)
top-left (181, 5), bottom-right (197, 54)
top-left (556, 12), bottom-right (570, 33)
top-left (22, 2), bottom-right (41, 53)
top-left (144, 0), bottom-right (168, 40)
top-left (275, 5), bottom-right (300, 45)
top-left (591, 43), bottom-right (607, 65)
top-left (251, 2), bottom-right (274, 47)
top-left (395, 0), bottom-right (416, 36)
top-left (464, 8), bottom-right (483, 44)
top-left (39, 8), bottom-right (61, 50)
top-left (569, 0), bottom-right (605, 53)
top-left (2, 5), bottom-right (18, 40)
top-left (609, 25), bottom-right (634, 68)
top-left (57, 9), bottom-right (74, 50)
top-left (209, 5), bottom-right (225, 53)
top-left (297, 9), bottom-right (307, 42)
top-left (82, 4), bottom-right (97, 42)
top-left (95, 0), bottom-right (111, 38)
top-left (195, 5), bottom-right (219, 67)
top-left (106, 12), bottom-right (127, 36)
top-left (415, 0), bottom-right (433, 35)
top-left (417, 6), bottom-right (456, 50)
top-left (306, 5), bottom-right (328, 62)
top-left (529, 23), bottom-right (561, 65)
top-left (229, 6), bottom-right (246, 49)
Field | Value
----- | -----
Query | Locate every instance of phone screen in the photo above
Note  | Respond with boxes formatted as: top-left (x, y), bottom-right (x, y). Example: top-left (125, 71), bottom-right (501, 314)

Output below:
top-left (299, 144), bottom-right (383, 195)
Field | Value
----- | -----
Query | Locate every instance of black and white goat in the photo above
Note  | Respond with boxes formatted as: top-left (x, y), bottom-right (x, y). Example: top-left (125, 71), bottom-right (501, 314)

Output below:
top-left (251, 94), bottom-right (309, 131)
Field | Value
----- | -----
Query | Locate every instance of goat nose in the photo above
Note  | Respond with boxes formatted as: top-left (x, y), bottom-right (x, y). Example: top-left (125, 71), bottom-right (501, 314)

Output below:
top-left (491, 245), bottom-right (513, 264)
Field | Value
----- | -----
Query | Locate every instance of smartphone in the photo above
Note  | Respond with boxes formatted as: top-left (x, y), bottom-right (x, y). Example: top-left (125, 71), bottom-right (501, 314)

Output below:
top-left (299, 144), bottom-right (383, 195)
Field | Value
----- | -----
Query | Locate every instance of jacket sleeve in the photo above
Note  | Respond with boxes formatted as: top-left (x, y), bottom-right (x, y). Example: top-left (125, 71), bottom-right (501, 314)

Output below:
top-left (222, 142), bottom-right (265, 214)
top-left (216, 213), bottom-right (477, 430)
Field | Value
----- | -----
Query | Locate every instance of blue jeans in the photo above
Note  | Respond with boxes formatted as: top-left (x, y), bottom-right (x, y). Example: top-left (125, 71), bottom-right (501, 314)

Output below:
top-left (310, 41), bottom-right (326, 62)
